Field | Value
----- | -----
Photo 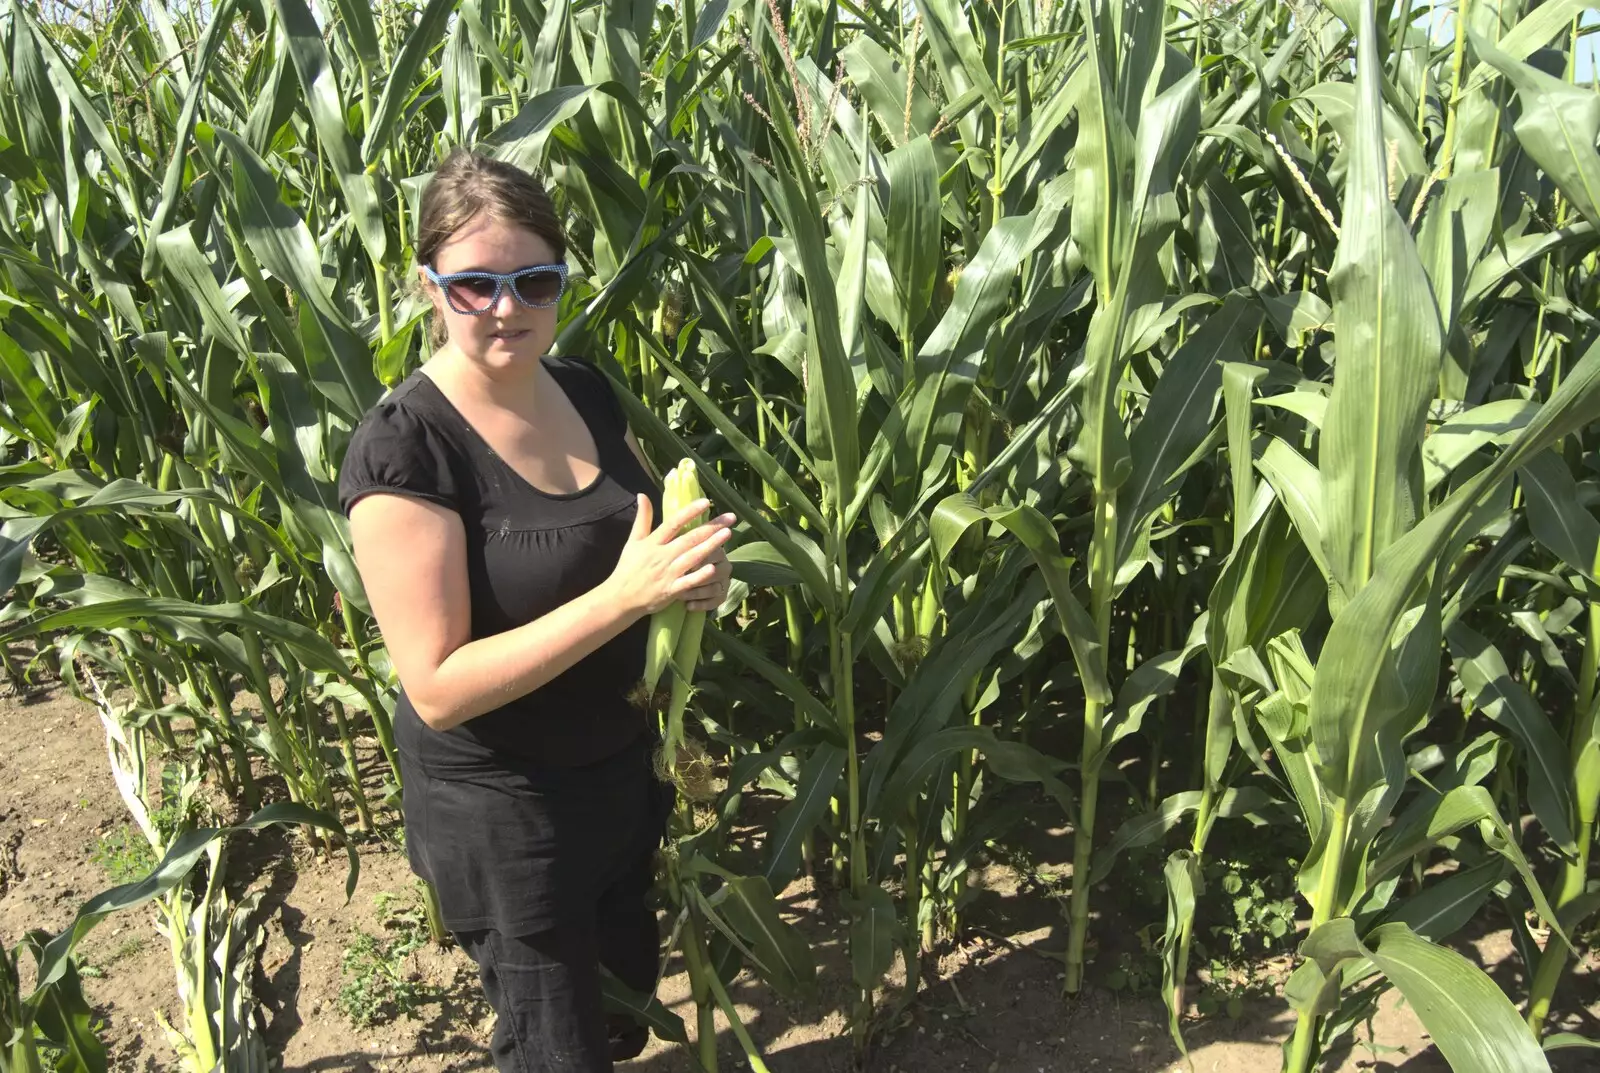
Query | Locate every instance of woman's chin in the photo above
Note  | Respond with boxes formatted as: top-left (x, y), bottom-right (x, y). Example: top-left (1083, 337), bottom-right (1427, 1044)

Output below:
top-left (468, 336), bottom-right (543, 367)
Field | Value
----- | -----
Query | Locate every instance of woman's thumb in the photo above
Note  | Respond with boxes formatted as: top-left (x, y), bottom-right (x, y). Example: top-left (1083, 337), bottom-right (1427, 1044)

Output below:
top-left (630, 493), bottom-right (652, 539)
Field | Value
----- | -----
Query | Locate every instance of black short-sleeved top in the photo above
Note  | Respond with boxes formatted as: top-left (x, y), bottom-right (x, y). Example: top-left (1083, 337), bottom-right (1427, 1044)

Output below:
top-left (337, 355), bottom-right (660, 773)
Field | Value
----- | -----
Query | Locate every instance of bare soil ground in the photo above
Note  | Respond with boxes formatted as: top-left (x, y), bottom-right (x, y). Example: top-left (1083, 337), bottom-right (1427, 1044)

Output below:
top-left (2, 687), bottom-right (1595, 1072)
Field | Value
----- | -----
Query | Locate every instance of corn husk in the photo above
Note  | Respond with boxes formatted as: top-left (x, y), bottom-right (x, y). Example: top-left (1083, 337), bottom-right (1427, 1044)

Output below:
top-left (639, 460), bottom-right (711, 781)
top-left (642, 464), bottom-right (686, 697)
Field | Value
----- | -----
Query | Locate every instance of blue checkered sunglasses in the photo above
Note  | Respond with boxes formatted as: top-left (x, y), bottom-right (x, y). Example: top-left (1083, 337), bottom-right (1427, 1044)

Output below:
top-left (424, 263), bottom-right (569, 315)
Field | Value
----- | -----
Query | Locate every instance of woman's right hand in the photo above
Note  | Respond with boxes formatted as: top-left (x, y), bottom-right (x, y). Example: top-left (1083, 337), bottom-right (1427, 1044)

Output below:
top-left (606, 494), bottom-right (736, 617)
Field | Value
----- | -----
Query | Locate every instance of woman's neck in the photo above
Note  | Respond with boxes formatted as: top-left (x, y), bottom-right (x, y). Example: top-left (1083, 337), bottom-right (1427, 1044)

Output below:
top-left (424, 345), bottom-right (545, 413)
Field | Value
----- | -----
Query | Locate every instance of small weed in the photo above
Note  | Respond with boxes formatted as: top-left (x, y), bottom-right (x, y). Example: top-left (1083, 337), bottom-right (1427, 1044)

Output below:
top-left (1192, 853), bottom-right (1300, 1015)
top-left (108, 934), bottom-right (147, 964)
top-left (35, 1018), bottom-right (109, 1071)
top-left (88, 825), bottom-right (156, 885)
top-left (1103, 924), bottom-right (1162, 994)
top-left (337, 891), bottom-right (438, 1028)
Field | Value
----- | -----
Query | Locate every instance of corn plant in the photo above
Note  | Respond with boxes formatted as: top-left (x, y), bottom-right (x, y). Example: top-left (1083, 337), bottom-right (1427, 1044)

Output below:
top-left (88, 669), bottom-right (359, 1072)
top-left (636, 456), bottom-right (811, 1073)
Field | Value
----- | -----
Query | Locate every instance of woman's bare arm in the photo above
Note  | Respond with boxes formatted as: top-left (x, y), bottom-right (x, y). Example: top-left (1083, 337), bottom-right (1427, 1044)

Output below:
top-left (350, 491), bottom-right (728, 731)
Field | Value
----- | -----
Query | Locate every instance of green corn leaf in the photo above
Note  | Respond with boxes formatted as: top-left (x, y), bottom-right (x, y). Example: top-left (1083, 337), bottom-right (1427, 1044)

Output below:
top-left (1416, 170), bottom-right (1500, 372)
top-left (607, 373), bottom-right (833, 606)
top-left (703, 875), bottom-right (815, 999)
top-left (706, 627), bottom-right (835, 731)
top-left (1446, 624), bottom-right (1577, 852)
top-left (28, 942), bottom-right (107, 1073)
top-left (526, 0), bottom-right (571, 96)
top-left (1545, 1033), bottom-right (1600, 1052)
top-left (1465, 0), bottom-right (1596, 93)
top-left (840, 884), bottom-right (901, 992)
top-left (1368, 785), bottom-right (1562, 934)
top-left (870, 573), bottom-right (1047, 768)
top-left (329, 0), bottom-right (382, 70)
top-left (764, 744), bottom-right (845, 891)
top-left (361, 0), bottom-right (458, 162)
top-left (868, 724), bottom-right (1073, 837)
top-left (0, 598), bottom-right (354, 680)
top-left (838, 37), bottom-right (941, 146)
top-left (483, 84), bottom-right (598, 171)
top-left (1099, 612), bottom-right (1211, 758)
top-left (599, 969), bottom-right (688, 1047)
top-left (1159, 850), bottom-right (1199, 1055)
top-left (1256, 438), bottom-right (1331, 584)
top-left (142, 0), bottom-right (242, 279)
top-left (932, 494), bottom-right (1111, 704)
top-left (644, 346), bottom-right (826, 532)
top-left (152, 227), bottom-right (253, 358)
top-left (885, 135), bottom-right (940, 334)
top-left (31, 802), bottom-right (356, 1000)
top-left (1118, 295), bottom-right (1261, 565)
top-left (270, 0), bottom-right (387, 262)
top-left (1422, 399), bottom-right (1539, 493)
top-left (254, 353), bottom-right (371, 614)
top-left (836, 128), bottom-right (873, 395)
top-left (1520, 450), bottom-right (1600, 584)
top-left (1089, 785), bottom-right (1278, 891)
top-left (11, 4), bottom-right (129, 181)
top-left (727, 543), bottom-right (802, 588)
top-left (1311, 312), bottom-right (1600, 805)
top-left (213, 129), bottom-right (379, 423)
top-left (908, 209), bottom-right (1056, 491)
top-left (1472, 30), bottom-right (1600, 231)
top-left (1378, 858), bottom-right (1508, 943)
top-left (1319, 0), bottom-right (1443, 598)
top-left (918, 0), bottom-right (1002, 114)
top-left (1364, 923), bottom-right (1552, 1073)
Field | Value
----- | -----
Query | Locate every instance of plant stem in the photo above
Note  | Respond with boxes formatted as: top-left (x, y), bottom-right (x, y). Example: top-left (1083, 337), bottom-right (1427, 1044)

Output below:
top-left (330, 699), bottom-right (374, 833)
top-left (1436, 0), bottom-right (1472, 180)
top-left (1286, 804), bottom-right (1351, 1073)
top-left (1526, 572), bottom-right (1600, 1036)
top-left (682, 912), bottom-right (719, 1072)
top-left (1066, 489), bottom-right (1116, 994)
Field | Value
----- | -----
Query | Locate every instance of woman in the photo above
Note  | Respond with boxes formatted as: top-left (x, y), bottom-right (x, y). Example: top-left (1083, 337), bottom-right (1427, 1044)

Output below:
top-left (338, 148), bottom-right (733, 1072)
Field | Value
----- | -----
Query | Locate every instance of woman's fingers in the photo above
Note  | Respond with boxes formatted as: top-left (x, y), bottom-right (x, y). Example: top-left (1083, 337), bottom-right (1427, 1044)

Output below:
top-left (665, 514), bottom-right (736, 557)
top-left (668, 524), bottom-right (733, 573)
top-left (628, 494), bottom-right (652, 540)
top-left (670, 561), bottom-right (720, 596)
top-left (679, 580), bottom-right (722, 603)
top-left (652, 499), bottom-right (714, 543)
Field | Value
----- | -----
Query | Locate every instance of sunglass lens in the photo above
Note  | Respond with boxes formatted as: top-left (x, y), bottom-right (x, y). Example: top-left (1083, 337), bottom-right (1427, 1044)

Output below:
top-left (512, 268), bottom-right (563, 306)
top-left (446, 275), bottom-right (498, 312)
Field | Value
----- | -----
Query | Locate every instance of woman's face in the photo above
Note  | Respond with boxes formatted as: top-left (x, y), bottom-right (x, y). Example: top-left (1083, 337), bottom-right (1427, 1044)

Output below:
top-left (423, 213), bottom-right (561, 374)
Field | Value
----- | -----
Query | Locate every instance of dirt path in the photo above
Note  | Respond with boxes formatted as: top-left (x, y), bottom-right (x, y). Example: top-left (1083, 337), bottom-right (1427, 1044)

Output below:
top-left (1, 688), bottom-right (1594, 1072)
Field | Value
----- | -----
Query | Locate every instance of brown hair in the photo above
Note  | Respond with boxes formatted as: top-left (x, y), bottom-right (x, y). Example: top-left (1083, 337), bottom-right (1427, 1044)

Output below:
top-left (415, 149), bottom-right (567, 347)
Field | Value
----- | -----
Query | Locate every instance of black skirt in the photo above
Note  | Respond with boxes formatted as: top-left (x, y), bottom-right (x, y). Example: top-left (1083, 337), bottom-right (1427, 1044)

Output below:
top-left (399, 732), bottom-right (672, 936)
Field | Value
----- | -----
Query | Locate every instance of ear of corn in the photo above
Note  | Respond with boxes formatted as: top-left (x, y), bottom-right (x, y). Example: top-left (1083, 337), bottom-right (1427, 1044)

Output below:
top-left (664, 461), bottom-right (708, 744)
top-left (643, 459), bottom-right (709, 743)
top-left (642, 462), bottom-right (687, 697)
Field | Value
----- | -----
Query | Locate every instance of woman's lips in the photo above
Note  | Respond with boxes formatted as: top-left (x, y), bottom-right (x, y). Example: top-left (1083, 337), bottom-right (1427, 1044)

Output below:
top-left (490, 329), bottom-right (529, 342)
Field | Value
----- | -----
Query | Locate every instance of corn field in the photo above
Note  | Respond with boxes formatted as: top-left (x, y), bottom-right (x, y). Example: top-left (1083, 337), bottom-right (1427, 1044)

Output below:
top-left (2, 0), bottom-right (1600, 1068)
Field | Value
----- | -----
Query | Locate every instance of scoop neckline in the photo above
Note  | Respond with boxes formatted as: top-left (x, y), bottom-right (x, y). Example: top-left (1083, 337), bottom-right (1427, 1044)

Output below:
top-left (414, 356), bottom-right (608, 502)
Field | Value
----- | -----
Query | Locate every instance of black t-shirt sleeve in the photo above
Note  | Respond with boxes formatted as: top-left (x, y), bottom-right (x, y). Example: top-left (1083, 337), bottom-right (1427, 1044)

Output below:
top-left (338, 400), bottom-right (462, 516)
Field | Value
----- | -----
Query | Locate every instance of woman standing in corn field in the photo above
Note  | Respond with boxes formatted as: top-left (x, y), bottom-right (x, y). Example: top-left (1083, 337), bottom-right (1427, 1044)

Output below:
top-left (339, 149), bottom-right (734, 1072)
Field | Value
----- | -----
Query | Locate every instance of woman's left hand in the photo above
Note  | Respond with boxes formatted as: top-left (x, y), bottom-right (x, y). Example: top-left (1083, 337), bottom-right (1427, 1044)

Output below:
top-left (680, 545), bottom-right (731, 612)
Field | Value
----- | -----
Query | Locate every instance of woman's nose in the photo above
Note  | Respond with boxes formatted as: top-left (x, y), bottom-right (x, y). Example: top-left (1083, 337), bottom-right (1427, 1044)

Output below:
top-left (491, 284), bottom-right (519, 318)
